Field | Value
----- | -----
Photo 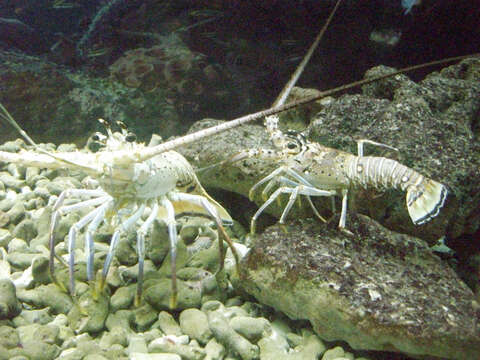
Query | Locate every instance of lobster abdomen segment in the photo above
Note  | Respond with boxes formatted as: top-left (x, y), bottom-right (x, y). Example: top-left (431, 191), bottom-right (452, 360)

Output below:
top-left (346, 156), bottom-right (448, 224)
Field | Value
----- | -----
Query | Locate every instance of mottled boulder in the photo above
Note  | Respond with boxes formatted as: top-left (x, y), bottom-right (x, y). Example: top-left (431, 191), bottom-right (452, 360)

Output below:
top-left (234, 215), bottom-right (480, 360)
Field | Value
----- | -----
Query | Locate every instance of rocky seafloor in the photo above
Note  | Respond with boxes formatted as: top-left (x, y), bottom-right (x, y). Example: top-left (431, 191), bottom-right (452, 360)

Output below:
top-left (0, 135), bottom-right (479, 360)
top-left (0, 141), bottom-right (383, 360)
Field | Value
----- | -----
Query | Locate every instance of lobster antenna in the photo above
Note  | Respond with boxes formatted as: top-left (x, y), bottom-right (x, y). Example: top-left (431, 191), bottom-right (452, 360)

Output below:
top-left (0, 103), bottom-right (101, 175)
top-left (140, 53), bottom-right (479, 161)
top-left (273, 0), bottom-right (343, 108)
top-left (0, 103), bottom-right (38, 147)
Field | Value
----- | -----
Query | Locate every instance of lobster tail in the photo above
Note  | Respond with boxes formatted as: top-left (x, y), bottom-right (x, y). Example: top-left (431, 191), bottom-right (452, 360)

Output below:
top-left (346, 155), bottom-right (448, 225)
top-left (406, 179), bottom-right (448, 225)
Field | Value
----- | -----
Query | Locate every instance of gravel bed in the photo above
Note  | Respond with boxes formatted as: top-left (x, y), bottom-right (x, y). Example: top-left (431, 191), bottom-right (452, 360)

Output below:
top-left (0, 140), bottom-right (375, 360)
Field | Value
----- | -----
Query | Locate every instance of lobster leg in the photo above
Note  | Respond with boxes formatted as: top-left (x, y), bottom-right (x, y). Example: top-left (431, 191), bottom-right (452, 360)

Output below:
top-left (251, 184), bottom-right (335, 234)
top-left (49, 189), bottom-right (110, 293)
top-left (66, 202), bottom-right (108, 295)
top-left (356, 139), bottom-right (398, 157)
top-left (135, 202), bottom-right (159, 306)
top-left (159, 198), bottom-right (178, 309)
top-left (99, 204), bottom-right (146, 292)
top-left (170, 192), bottom-right (240, 274)
top-left (84, 200), bottom-right (112, 282)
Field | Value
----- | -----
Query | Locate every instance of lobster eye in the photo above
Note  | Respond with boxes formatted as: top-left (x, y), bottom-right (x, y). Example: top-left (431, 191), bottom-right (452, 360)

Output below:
top-left (125, 132), bottom-right (137, 142)
top-left (287, 142), bottom-right (297, 149)
top-left (91, 133), bottom-right (100, 141)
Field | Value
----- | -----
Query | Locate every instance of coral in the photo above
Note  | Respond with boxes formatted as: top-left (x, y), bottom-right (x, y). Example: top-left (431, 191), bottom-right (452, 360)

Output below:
top-left (109, 35), bottom-right (209, 94)
top-left (108, 34), bottom-right (232, 120)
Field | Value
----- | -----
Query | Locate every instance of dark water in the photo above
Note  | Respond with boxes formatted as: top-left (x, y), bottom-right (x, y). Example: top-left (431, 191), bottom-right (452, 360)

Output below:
top-left (0, 0), bottom-right (479, 141)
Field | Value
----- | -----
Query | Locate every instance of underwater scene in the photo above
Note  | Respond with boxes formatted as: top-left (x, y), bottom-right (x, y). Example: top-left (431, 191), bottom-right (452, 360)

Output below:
top-left (0, 0), bottom-right (479, 359)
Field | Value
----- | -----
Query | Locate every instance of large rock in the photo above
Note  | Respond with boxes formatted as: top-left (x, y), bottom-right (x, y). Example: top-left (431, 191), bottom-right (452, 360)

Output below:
top-left (234, 215), bottom-right (480, 360)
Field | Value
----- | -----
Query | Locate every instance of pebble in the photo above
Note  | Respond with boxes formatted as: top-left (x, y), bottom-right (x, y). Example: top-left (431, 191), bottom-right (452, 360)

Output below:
top-left (12, 218), bottom-right (37, 242)
top-left (207, 310), bottom-right (259, 360)
top-left (17, 323), bottom-right (60, 345)
top-left (68, 291), bottom-right (109, 334)
top-left (6, 202), bottom-right (25, 224)
top-left (0, 279), bottom-right (21, 319)
top-left (204, 338), bottom-right (225, 360)
top-left (322, 346), bottom-right (346, 360)
top-left (158, 311), bottom-right (182, 336)
top-left (16, 284), bottom-right (73, 314)
top-left (179, 308), bottom-right (213, 345)
top-left (12, 307), bottom-right (53, 326)
top-left (130, 354), bottom-right (181, 360)
top-left (0, 325), bottom-right (20, 348)
top-left (134, 303), bottom-right (158, 331)
top-left (7, 251), bottom-right (37, 269)
top-left (229, 316), bottom-right (270, 343)
top-left (110, 284), bottom-right (136, 311)
top-left (144, 278), bottom-right (202, 310)
top-left (148, 336), bottom-right (206, 360)
top-left (0, 228), bottom-right (12, 248)
top-left (127, 334), bottom-right (148, 355)
top-left (106, 310), bottom-right (133, 331)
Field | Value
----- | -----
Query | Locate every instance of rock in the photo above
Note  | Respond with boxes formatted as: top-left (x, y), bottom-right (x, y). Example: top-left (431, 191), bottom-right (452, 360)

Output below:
top-left (0, 172), bottom-right (24, 191)
top-left (7, 237), bottom-right (28, 253)
top-left (144, 278), bottom-right (201, 311)
top-left (157, 311), bottom-right (182, 336)
top-left (17, 323), bottom-right (60, 345)
top-left (105, 310), bottom-right (133, 331)
top-left (127, 334), bottom-right (148, 355)
top-left (133, 303), bottom-right (158, 331)
top-left (229, 316), bottom-right (270, 343)
top-left (204, 338), bottom-right (225, 360)
top-left (130, 354), bottom-right (181, 360)
top-left (148, 336), bottom-right (206, 360)
top-left (0, 325), bottom-right (20, 348)
top-left (207, 310), bottom-right (259, 360)
top-left (12, 218), bottom-right (37, 242)
top-left (257, 337), bottom-right (287, 360)
top-left (6, 202), bottom-right (25, 225)
top-left (84, 354), bottom-right (109, 360)
top-left (179, 308), bottom-right (212, 345)
top-left (99, 326), bottom-right (129, 349)
top-left (0, 198), bottom-right (14, 212)
top-left (12, 307), bottom-right (53, 326)
top-left (0, 279), bottom-right (21, 319)
top-left (115, 236), bottom-right (138, 266)
top-left (290, 334), bottom-right (326, 360)
top-left (0, 228), bottom-right (12, 248)
top-left (16, 284), bottom-right (73, 314)
top-left (321, 346), bottom-right (345, 360)
top-left (68, 290), bottom-right (109, 334)
top-left (6, 252), bottom-right (36, 269)
top-left (110, 284), bottom-right (135, 311)
top-left (31, 255), bottom-right (50, 285)
top-left (0, 210), bottom-right (9, 227)
top-left (236, 217), bottom-right (480, 360)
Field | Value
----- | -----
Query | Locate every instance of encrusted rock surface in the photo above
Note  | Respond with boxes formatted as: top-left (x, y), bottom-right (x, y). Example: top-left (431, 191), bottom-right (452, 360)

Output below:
top-left (235, 215), bottom-right (480, 359)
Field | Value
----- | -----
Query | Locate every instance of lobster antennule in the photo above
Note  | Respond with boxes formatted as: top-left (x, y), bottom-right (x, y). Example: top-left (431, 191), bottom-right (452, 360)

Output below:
top-left (406, 180), bottom-right (448, 225)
